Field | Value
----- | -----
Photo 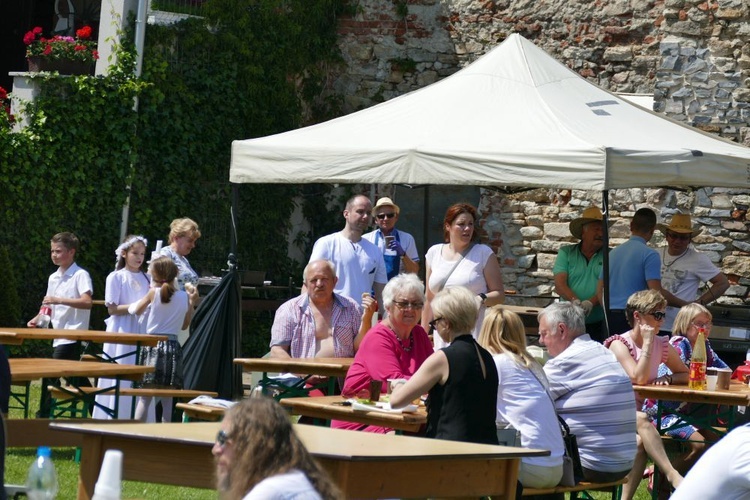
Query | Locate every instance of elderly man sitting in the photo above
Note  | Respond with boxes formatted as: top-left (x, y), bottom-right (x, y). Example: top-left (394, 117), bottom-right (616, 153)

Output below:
top-left (539, 302), bottom-right (637, 484)
top-left (270, 259), bottom-right (370, 360)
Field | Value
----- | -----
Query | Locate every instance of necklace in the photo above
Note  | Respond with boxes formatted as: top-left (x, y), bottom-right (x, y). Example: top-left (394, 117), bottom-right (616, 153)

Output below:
top-left (386, 322), bottom-right (413, 352)
top-left (663, 248), bottom-right (688, 269)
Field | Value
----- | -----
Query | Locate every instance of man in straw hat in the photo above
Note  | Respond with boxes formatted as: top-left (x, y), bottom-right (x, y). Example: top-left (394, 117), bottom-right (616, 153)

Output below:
top-left (553, 206), bottom-right (609, 341)
top-left (657, 212), bottom-right (729, 333)
top-left (363, 197), bottom-right (420, 281)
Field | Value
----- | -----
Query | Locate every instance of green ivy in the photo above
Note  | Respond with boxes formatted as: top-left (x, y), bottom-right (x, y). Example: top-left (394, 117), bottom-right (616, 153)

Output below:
top-left (0, 0), bottom-right (347, 343)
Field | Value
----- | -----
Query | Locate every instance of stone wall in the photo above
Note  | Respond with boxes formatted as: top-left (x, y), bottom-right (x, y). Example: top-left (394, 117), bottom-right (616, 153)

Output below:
top-left (333, 0), bottom-right (750, 306)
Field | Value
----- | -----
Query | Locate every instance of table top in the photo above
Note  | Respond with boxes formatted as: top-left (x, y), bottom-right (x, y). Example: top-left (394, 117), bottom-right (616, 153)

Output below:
top-left (0, 327), bottom-right (166, 346)
top-left (234, 357), bottom-right (354, 377)
top-left (50, 421), bottom-right (548, 461)
top-left (280, 395), bottom-right (427, 432)
top-left (9, 358), bottom-right (153, 382)
top-left (633, 381), bottom-right (750, 406)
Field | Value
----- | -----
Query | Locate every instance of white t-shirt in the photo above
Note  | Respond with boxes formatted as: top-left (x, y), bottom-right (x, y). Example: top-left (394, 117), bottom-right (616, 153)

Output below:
top-left (145, 287), bottom-right (189, 335)
top-left (47, 262), bottom-right (93, 347)
top-left (659, 247), bottom-right (721, 331)
top-left (363, 228), bottom-right (420, 270)
top-left (242, 470), bottom-right (322, 500)
top-left (309, 232), bottom-right (387, 303)
top-left (671, 423), bottom-right (750, 500)
top-left (492, 353), bottom-right (565, 468)
top-left (426, 243), bottom-right (495, 347)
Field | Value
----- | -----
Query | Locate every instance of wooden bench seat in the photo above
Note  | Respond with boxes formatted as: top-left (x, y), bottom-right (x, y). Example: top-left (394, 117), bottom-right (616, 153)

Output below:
top-left (522, 477), bottom-right (627, 499)
top-left (176, 402), bottom-right (227, 422)
top-left (48, 386), bottom-right (219, 420)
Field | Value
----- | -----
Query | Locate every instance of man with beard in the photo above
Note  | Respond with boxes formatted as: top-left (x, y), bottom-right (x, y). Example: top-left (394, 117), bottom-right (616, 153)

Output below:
top-left (553, 207), bottom-right (608, 342)
top-left (310, 194), bottom-right (387, 308)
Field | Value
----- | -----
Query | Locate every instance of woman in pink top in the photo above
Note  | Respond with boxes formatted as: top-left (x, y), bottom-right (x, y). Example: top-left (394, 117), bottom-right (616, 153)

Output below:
top-left (334, 273), bottom-right (432, 433)
top-left (605, 289), bottom-right (688, 500)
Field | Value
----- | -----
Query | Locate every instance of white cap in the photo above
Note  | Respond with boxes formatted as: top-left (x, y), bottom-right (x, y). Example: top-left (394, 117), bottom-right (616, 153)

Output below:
top-left (92, 450), bottom-right (123, 500)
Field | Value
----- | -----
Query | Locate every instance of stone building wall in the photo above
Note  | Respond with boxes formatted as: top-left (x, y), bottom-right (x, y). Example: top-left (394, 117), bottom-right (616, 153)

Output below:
top-left (333, 0), bottom-right (750, 306)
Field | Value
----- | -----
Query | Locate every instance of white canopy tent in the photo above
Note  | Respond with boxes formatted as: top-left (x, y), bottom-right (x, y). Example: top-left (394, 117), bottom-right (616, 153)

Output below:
top-left (230, 33), bottom-right (750, 190)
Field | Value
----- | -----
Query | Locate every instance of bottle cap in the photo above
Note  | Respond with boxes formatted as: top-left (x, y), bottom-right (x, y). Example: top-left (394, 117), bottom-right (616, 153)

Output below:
top-left (93, 450), bottom-right (123, 500)
top-left (37, 446), bottom-right (51, 458)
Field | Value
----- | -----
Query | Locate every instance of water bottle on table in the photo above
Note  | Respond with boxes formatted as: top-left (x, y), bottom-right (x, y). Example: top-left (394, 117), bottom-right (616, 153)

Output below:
top-left (26, 446), bottom-right (58, 500)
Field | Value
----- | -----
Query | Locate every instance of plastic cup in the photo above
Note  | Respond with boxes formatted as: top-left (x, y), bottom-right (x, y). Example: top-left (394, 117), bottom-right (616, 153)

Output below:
top-left (93, 449), bottom-right (123, 500)
top-left (706, 374), bottom-right (718, 391)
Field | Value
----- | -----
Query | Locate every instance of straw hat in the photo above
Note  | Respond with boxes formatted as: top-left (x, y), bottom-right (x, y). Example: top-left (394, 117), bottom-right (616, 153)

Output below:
top-left (569, 207), bottom-right (606, 239)
top-left (657, 213), bottom-right (697, 236)
top-left (372, 197), bottom-right (400, 215)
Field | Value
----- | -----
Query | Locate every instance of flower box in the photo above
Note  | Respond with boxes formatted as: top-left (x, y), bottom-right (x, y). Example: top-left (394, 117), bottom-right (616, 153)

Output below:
top-left (27, 56), bottom-right (94, 75)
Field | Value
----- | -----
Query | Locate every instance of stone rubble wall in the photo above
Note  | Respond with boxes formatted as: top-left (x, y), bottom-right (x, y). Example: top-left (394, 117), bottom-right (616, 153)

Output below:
top-left (333, 0), bottom-right (750, 306)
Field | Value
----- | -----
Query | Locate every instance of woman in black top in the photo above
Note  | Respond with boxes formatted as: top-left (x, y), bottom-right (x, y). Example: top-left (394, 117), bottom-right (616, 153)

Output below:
top-left (390, 285), bottom-right (498, 444)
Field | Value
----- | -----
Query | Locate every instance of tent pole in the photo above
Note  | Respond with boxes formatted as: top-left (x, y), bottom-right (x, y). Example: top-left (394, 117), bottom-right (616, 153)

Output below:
top-left (601, 190), bottom-right (610, 337)
top-left (231, 183), bottom-right (239, 258)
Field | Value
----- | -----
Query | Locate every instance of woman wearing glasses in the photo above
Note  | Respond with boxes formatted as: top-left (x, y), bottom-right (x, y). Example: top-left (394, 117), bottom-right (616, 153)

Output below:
top-left (213, 396), bottom-right (342, 500)
top-left (391, 286), bottom-right (499, 444)
top-left (605, 289), bottom-right (688, 500)
top-left (422, 203), bottom-right (504, 349)
top-left (334, 273), bottom-right (433, 433)
top-left (644, 304), bottom-right (727, 474)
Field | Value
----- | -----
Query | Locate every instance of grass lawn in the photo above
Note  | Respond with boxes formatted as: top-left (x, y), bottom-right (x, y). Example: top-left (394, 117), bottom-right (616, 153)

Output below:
top-left (6, 382), bottom-right (654, 499)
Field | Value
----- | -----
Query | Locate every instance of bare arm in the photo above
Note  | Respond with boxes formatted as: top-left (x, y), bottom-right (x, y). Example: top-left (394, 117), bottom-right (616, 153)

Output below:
top-left (373, 282), bottom-right (385, 313)
top-left (269, 345), bottom-right (292, 359)
top-left (181, 294), bottom-right (194, 330)
top-left (648, 279), bottom-right (689, 308)
top-left (401, 254), bottom-right (420, 274)
top-left (421, 261), bottom-right (434, 331)
top-left (482, 255), bottom-right (505, 306)
top-left (664, 344), bottom-right (689, 384)
top-left (554, 272), bottom-right (577, 301)
top-left (390, 350), bottom-right (448, 408)
top-left (353, 294), bottom-right (377, 351)
top-left (698, 273), bottom-right (729, 305)
top-left (132, 288), bottom-right (156, 316)
top-left (609, 334), bottom-right (655, 385)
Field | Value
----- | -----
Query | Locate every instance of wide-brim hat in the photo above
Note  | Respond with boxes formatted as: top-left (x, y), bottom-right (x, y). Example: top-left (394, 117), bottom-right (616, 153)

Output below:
top-left (569, 207), bottom-right (607, 239)
top-left (657, 213), bottom-right (697, 236)
top-left (372, 197), bottom-right (400, 215)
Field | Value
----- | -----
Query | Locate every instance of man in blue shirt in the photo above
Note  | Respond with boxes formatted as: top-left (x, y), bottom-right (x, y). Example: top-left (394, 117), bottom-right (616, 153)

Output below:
top-left (598, 208), bottom-right (679, 336)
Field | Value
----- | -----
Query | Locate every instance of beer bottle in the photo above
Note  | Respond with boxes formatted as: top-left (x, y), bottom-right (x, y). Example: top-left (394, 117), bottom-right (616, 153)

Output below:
top-left (688, 328), bottom-right (707, 390)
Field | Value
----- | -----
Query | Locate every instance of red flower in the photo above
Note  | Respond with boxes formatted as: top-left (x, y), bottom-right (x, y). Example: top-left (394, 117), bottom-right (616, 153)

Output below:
top-left (33, 26), bottom-right (43, 35)
top-left (74, 44), bottom-right (86, 51)
top-left (0, 87), bottom-right (7, 101)
top-left (92, 50), bottom-right (99, 60)
top-left (23, 31), bottom-right (36, 45)
top-left (76, 26), bottom-right (92, 40)
top-left (43, 45), bottom-right (53, 56)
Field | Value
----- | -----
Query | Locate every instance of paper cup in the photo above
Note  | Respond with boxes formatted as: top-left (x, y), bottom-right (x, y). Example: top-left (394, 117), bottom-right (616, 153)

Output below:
top-left (369, 379), bottom-right (382, 402)
top-left (94, 449), bottom-right (123, 500)
top-left (706, 374), bottom-right (718, 391)
top-left (717, 368), bottom-right (732, 390)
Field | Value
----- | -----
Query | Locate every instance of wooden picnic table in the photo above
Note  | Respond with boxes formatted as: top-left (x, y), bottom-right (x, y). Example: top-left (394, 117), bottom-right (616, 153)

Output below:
top-left (234, 357), bottom-right (354, 398)
top-left (280, 394), bottom-right (427, 432)
top-left (9, 358), bottom-right (153, 418)
top-left (52, 421), bottom-right (549, 499)
top-left (0, 327), bottom-right (166, 363)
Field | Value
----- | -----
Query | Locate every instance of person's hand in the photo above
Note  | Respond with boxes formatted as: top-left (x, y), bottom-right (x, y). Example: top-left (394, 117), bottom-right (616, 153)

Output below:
top-left (388, 239), bottom-right (406, 257)
top-left (640, 323), bottom-right (657, 342)
top-left (186, 284), bottom-right (200, 307)
top-left (653, 374), bottom-right (672, 386)
top-left (127, 302), bottom-right (139, 315)
top-left (580, 300), bottom-right (593, 316)
top-left (361, 292), bottom-right (377, 311)
top-left (27, 317), bottom-right (37, 327)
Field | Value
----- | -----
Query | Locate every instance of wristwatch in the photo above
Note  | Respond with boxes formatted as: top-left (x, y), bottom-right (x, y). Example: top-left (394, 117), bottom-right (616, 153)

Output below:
top-left (478, 293), bottom-right (487, 304)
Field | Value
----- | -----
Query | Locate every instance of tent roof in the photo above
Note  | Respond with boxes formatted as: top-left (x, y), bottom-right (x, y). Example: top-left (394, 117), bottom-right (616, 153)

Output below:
top-left (230, 34), bottom-right (750, 190)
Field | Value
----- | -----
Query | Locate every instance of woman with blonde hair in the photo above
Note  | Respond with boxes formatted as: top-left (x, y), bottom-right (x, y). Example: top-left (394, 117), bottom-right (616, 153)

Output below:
top-left (605, 289), bottom-right (688, 499)
top-left (644, 303), bottom-right (727, 473)
top-left (478, 307), bottom-right (564, 488)
top-left (213, 396), bottom-right (342, 500)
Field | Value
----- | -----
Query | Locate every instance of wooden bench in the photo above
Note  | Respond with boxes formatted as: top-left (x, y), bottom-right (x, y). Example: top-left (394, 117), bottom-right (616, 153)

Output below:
top-left (522, 477), bottom-right (627, 499)
top-left (175, 402), bottom-right (227, 422)
top-left (48, 386), bottom-right (218, 420)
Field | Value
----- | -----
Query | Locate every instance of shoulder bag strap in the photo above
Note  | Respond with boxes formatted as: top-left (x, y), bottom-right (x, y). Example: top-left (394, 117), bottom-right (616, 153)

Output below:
top-left (433, 243), bottom-right (474, 294)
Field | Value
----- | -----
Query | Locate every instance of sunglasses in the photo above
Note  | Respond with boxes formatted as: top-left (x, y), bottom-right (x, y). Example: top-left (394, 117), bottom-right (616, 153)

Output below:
top-left (647, 311), bottom-right (667, 321)
top-left (377, 213), bottom-right (396, 220)
top-left (666, 232), bottom-right (691, 241)
top-left (429, 317), bottom-right (443, 330)
top-left (394, 301), bottom-right (423, 310)
top-left (216, 430), bottom-right (231, 447)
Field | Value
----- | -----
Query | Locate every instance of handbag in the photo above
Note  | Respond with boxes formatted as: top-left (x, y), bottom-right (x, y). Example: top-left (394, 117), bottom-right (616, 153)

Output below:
top-left (557, 414), bottom-right (584, 486)
top-left (528, 365), bottom-right (584, 486)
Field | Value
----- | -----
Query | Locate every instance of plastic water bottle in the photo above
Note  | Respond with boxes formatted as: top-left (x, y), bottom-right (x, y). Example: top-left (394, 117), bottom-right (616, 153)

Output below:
top-left (26, 447), bottom-right (58, 500)
top-left (36, 305), bottom-right (52, 328)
